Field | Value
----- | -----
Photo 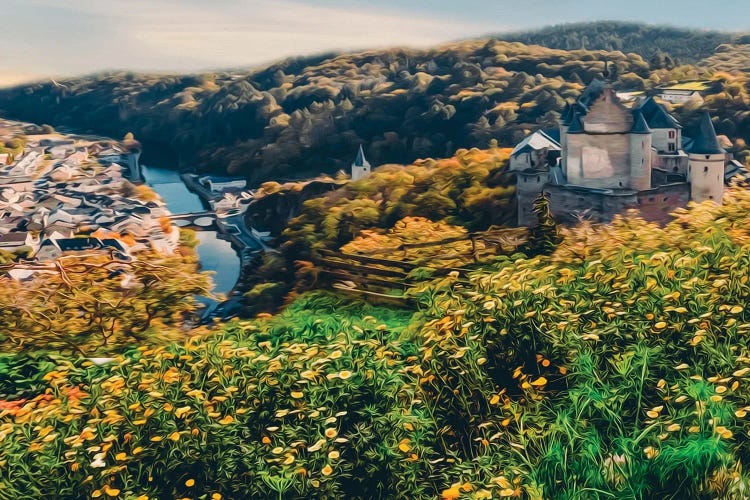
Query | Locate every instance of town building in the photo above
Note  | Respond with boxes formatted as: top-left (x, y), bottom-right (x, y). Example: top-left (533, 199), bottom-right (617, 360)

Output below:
top-left (512, 78), bottom-right (743, 226)
top-left (199, 176), bottom-right (247, 193)
top-left (654, 81), bottom-right (710, 104)
top-left (351, 145), bottom-right (371, 181)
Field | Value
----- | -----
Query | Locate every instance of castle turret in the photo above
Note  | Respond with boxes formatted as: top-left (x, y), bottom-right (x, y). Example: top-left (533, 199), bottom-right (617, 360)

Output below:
top-left (351, 145), bottom-right (371, 181)
top-left (688, 112), bottom-right (725, 204)
top-left (629, 111), bottom-right (652, 191)
top-left (559, 102), bottom-right (573, 176)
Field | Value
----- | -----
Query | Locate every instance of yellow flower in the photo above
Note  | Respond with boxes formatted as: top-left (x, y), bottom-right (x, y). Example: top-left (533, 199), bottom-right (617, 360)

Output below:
top-left (325, 428), bottom-right (337, 439)
top-left (291, 391), bottom-right (304, 399)
top-left (716, 426), bottom-right (734, 439)
top-left (307, 439), bottom-right (325, 452)
top-left (115, 452), bottom-right (127, 461)
top-left (218, 415), bottom-right (235, 425)
top-left (168, 431), bottom-right (181, 442)
top-left (321, 465), bottom-right (333, 476)
top-left (185, 479), bottom-right (195, 487)
top-left (643, 446), bottom-right (658, 459)
top-left (338, 370), bottom-right (353, 380)
top-left (272, 447), bottom-right (284, 454)
top-left (654, 321), bottom-right (667, 330)
top-left (330, 350), bottom-right (342, 360)
top-left (175, 406), bottom-right (192, 418)
top-left (103, 485), bottom-right (120, 497)
top-left (398, 439), bottom-right (411, 453)
top-left (91, 490), bottom-right (102, 498)
top-left (135, 495), bottom-right (149, 500)
top-left (530, 377), bottom-right (547, 387)
top-left (211, 494), bottom-right (222, 500)
top-left (666, 423), bottom-right (681, 432)
top-left (441, 485), bottom-right (461, 499)
top-left (328, 450), bottom-right (340, 460)
top-left (132, 446), bottom-right (144, 455)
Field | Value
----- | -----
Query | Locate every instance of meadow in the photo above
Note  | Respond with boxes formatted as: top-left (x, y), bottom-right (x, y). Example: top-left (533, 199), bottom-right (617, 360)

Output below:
top-left (4, 187), bottom-right (750, 498)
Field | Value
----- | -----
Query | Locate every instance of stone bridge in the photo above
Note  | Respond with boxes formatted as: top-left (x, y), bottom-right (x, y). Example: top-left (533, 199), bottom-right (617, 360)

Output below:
top-left (167, 211), bottom-right (217, 229)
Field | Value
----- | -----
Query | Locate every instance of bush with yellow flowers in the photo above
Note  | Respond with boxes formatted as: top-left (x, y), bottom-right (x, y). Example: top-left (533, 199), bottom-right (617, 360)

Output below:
top-left (7, 187), bottom-right (750, 498)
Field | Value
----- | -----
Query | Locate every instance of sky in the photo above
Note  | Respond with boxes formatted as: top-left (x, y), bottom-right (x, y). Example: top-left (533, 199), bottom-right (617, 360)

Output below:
top-left (1, 0), bottom-right (749, 86)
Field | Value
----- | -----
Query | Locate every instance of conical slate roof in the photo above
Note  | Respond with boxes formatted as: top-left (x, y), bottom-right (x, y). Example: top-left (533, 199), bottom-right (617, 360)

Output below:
top-left (567, 112), bottom-right (585, 134)
top-left (577, 79), bottom-right (607, 110)
top-left (560, 102), bottom-right (573, 126)
top-left (353, 145), bottom-right (370, 167)
top-left (638, 97), bottom-right (682, 129)
top-left (689, 112), bottom-right (725, 155)
top-left (630, 110), bottom-right (651, 134)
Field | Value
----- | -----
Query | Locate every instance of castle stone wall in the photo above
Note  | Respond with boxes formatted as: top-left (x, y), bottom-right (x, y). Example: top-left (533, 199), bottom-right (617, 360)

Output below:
top-left (516, 171), bottom-right (547, 226)
top-left (636, 183), bottom-right (691, 224)
top-left (583, 90), bottom-right (634, 133)
top-left (566, 133), bottom-right (632, 189)
top-left (629, 133), bottom-right (652, 191)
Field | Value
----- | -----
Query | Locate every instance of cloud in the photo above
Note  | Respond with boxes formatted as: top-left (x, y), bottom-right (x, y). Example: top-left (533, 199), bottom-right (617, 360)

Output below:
top-left (8, 0), bottom-right (496, 76)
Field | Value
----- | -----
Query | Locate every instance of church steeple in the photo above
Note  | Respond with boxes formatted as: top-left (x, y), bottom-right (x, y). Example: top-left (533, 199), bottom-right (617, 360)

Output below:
top-left (351, 144), bottom-right (372, 181)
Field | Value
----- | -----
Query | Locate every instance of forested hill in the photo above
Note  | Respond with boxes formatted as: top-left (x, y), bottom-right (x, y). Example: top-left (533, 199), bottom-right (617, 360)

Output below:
top-left (0, 27), bottom-right (749, 184)
top-left (497, 21), bottom-right (747, 64)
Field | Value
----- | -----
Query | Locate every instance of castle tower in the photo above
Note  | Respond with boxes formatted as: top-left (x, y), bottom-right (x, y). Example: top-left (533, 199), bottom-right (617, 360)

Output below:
top-left (629, 110), bottom-right (652, 191)
top-left (559, 102), bottom-right (572, 176)
top-left (688, 112), bottom-right (725, 204)
top-left (351, 145), bottom-right (371, 181)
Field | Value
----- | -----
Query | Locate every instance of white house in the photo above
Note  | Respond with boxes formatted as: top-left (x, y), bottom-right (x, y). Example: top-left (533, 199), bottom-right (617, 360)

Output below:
top-left (199, 176), bottom-right (247, 193)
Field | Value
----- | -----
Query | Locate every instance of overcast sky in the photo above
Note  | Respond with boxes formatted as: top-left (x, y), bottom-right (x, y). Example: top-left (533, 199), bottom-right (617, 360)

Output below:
top-left (1, 0), bottom-right (749, 86)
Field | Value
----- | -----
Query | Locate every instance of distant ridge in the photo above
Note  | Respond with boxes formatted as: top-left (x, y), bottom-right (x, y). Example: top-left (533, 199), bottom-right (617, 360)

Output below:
top-left (495, 21), bottom-right (747, 63)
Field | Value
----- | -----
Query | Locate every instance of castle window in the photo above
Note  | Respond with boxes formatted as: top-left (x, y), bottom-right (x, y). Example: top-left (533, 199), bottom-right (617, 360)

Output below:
top-left (649, 197), bottom-right (655, 202)
top-left (709, 195), bottom-right (714, 200)
top-left (669, 130), bottom-right (676, 139)
top-left (663, 197), bottom-right (669, 202)
top-left (537, 176), bottom-right (541, 183)
top-left (673, 167), bottom-right (678, 172)
top-left (619, 181), bottom-right (623, 187)
top-left (668, 143), bottom-right (676, 152)
top-left (704, 166), bottom-right (708, 173)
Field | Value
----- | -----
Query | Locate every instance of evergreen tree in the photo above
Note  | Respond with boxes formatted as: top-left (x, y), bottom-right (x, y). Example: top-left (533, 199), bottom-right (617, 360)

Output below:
top-left (527, 193), bottom-right (561, 255)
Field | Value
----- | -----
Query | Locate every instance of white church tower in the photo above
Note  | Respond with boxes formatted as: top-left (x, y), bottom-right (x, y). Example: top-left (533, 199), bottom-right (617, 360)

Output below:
top-left (351, 145), bottom-right (371, 181)
top-left (688, 112), bottom-right (726, 204)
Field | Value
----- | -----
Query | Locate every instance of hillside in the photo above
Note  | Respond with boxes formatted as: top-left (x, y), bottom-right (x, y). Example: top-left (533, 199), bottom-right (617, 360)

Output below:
top-left (698, 43), bottom-right (750, 73)
top-left (497, 21), bottom-right (744, 63)
top-left (6, 187), bottom-right (750, 497)
top-left (0, 25), bottom-right (749, 185)
top-left (0, 41), bottom-right (654, 183)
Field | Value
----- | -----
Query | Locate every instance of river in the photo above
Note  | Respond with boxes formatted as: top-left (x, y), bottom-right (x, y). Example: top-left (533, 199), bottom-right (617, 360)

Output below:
top-left (140, 164), bottom-right (240, 296)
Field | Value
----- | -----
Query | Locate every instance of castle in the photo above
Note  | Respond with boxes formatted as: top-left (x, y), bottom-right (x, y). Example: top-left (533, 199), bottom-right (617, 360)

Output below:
top-left (512, 78), bottom-right (746, 226)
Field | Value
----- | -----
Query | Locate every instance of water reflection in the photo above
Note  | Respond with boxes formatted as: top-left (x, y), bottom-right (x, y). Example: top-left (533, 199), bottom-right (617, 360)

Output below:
top-left (140, 164), bottom-right (240, 296)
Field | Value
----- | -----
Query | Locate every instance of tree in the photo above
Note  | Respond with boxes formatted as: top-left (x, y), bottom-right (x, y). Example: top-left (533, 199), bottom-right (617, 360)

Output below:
top-left (526, 193), bottom-right (561, 256)
top-left (0, 251), bottom-right (211, 355)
